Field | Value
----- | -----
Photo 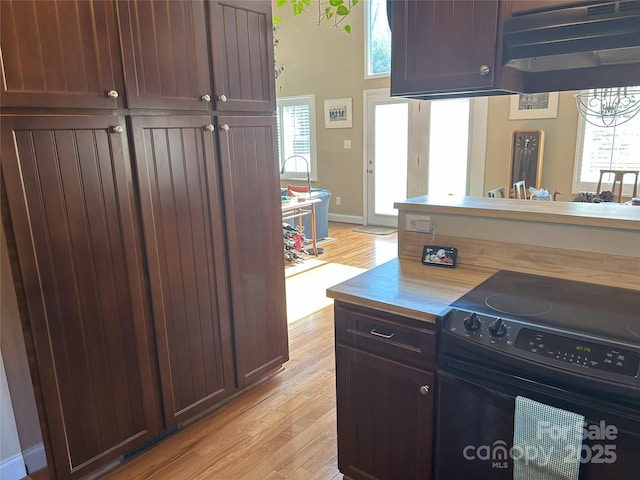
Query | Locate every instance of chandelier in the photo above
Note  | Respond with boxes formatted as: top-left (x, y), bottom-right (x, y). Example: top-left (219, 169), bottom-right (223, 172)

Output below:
top-left (575, 86), bottom-right (640, 128)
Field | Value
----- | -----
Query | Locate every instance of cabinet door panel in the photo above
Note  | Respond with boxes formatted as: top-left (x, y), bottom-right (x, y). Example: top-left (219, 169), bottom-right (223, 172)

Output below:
top-left (390, 0), bottom-right (500, 96)
top-left (217, 115), bottom-right (288, 387)
top-left (210, 1), bottom-right (276, 112)
top-left (336, 345), bottom-right (434, 480)
top-left (0, 0), bottom-right (123, 109)
top-left (1, 116), bottom-right (162, 479)
top-left (117, 0), bottom-right (213, 110)
top-left (130, 116), bottom-right (234, 424)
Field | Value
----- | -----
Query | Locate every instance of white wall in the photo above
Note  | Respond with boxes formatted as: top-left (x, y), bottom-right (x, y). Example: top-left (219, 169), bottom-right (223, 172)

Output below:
top-left (0, 356), bottom-right (26, 480)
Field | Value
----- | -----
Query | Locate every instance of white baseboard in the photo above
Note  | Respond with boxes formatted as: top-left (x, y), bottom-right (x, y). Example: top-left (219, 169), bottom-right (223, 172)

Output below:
top-left (23, 443), bottom-right (47, 474)
top-left (328, 214), bottom-right (364, 224)
top-left (0, 453), bottom-right (26, 480)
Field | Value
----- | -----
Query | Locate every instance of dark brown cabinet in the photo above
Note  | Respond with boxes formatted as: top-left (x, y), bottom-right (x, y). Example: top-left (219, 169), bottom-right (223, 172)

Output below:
top-left (117, 0), bottom-right (213, 111)
top-left (334, 302), bottom-right (436, 480)
top-left (209, 1), bottom-right (277, 113)
top-left (130, 115), bottom-right (235, 425)
top-left (390, 0), bottom-right (509, 99)
top-left (1, 1), bottom-right (285, 479)
top-left (217, 115), bottom-right (288, 387)
top-left (0, 0), bottom-right (124, 109)
top-left (1, 115), bottom-right (163, 479)
top-left (117, 0), bottom-right (275, 112)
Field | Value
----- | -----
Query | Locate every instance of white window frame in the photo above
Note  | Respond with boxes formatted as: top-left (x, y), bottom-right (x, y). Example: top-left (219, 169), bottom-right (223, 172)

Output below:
top-left (276, 94), bottom-right (318, 181)
top-left (364, 0), bottom-right (391, 79)
top-left (572, 103), bottom-right (640, 196)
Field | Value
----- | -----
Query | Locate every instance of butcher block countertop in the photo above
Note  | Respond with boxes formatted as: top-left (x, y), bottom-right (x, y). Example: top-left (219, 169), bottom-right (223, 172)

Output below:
top-left (326, 258), bottom-right (497, 324)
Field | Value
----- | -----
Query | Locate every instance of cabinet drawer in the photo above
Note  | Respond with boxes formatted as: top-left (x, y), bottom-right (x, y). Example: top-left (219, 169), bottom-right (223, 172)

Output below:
top-left (335, 303), bottom-right (437, 370)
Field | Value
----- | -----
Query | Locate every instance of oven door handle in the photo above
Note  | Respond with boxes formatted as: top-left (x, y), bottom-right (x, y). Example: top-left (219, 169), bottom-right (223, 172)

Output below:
top-left (437, 367), bottom-right (516, 402)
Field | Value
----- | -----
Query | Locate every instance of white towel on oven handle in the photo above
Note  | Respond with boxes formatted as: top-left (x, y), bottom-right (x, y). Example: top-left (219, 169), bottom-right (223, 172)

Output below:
top-left (513, 396), bottom-right (584, 480)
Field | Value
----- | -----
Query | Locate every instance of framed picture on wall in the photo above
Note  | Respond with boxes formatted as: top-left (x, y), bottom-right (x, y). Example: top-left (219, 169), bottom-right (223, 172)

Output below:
top-left (324, 97), bottom-right (352, 129)
top-left (509, 92), bottom-right (559, 120)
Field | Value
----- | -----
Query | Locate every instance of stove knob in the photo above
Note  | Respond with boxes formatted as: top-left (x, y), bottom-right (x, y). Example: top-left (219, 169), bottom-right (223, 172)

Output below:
top-left (463, 312), bottom-right (481, 332)
top-left (489, 318), bottom-right (507, 338)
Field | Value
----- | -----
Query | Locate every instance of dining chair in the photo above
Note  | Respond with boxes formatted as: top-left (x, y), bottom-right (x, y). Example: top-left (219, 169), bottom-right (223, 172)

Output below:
top-left (596, 170), bottom-right (639, 203)
top-left (513, 180), bottom-right (527, 199)
top-left (487, 187), bottom-right (506, 198)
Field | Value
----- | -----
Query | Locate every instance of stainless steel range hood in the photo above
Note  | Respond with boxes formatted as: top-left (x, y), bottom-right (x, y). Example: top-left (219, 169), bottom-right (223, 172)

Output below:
top-left (503, 0), bottom-right (640, 73)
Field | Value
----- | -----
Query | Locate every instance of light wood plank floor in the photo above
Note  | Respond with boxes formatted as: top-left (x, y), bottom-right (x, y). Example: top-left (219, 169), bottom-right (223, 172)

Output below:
top-left (35, 222), bottom-right (396, 480)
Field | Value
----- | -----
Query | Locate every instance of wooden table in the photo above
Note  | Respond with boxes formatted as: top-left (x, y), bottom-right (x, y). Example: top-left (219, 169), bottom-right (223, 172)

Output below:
top-left (282, 197), bottom-right (322, 256)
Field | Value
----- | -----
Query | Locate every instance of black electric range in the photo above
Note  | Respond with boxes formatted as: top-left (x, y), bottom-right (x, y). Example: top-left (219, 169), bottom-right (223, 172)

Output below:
top-left (439, 270), bottom-right (640, 401)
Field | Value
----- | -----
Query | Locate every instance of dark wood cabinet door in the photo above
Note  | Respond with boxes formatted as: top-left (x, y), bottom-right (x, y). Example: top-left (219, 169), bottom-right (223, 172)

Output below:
top-left (130, 115), bottom-right (235, 425)
top-left (209, 1), bottom-right (276, 113)
top-left (117, 0), bottom-right (213, 110)
top-left (216, 115), bottom-right (288, 388)
top-left (1, 115), bottom-right (163, 480)
top-left (0, 0), bottom-right (123, 109)
top-left (390, 0), bottom-right (500, 97)
top-left (335, 345), bottom-right (435, 480)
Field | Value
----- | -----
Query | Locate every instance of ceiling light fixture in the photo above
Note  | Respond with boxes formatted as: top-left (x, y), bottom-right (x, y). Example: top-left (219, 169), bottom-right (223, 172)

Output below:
top-left (575, 86), bottom-right (640, 128)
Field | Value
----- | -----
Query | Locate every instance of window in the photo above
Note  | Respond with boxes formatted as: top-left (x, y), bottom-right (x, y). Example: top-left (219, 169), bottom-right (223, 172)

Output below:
top-left (573, 91), bottom-right (640, 196)
top-left (366, 0), bottom-right (391, 78)
top-left (276, 95), bottom-right (317, 181)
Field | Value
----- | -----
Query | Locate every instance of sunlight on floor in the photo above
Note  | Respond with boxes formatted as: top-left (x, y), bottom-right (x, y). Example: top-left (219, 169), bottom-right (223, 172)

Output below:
top-left (285, 261), bottom-right (365, 324)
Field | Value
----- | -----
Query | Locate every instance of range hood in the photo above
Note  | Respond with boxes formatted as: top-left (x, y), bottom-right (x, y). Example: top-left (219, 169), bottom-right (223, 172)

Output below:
top-left (503, 0), bottom-right (640, 72)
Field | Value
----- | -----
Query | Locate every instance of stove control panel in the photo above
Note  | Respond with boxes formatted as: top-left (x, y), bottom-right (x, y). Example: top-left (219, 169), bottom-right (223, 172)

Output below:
top-left (444, 309), bottom-right (640, 378)
top-left (514, 328), bottom-right (640, 377)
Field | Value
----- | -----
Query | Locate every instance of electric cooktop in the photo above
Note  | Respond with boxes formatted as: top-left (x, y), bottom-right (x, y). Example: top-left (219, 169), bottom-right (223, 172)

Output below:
top-left (449, 270), bottom-right (640, 346)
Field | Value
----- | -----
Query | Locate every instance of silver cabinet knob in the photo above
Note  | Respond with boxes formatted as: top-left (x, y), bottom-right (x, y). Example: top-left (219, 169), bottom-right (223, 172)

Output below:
top-left (217, 94), bottom-right (227, 103)
top-left (201, 94), bottom-right (212, 102)
top-left (204, 124), bottom-right (215, 132)
top-left (479, 65), bottom-right (490, 76)
top-left (220, 124), bottom-right (229, 132)
top-left (419, 385), bottom-right (430, 396)
top-left (112, 125), bottom-right (124, 134)
top-left (107, 90), bottom-right (119, 98)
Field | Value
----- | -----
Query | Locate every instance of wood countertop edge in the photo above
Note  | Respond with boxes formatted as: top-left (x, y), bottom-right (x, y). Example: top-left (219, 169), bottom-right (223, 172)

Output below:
top-left (326, 259), bottom-right (498, 324)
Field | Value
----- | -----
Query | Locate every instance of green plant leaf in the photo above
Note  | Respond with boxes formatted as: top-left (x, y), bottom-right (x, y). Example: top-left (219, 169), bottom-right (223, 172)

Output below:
top-left (344, 24), bottom-right (351, 33)
top-left (277, 0), bottom-right (287, 8)
top-left (293, 2), bottom-right (304, 15)
top-left (273, 16), bottom-right (281, 24)
top-left (302, 0), bottom-right (312, 6)
top-left (329, 0), bottom-right (344, 6)
top-left (352, 0), bottom-right (359, 5)
top-left (337, 5), bottom-right (349, 15)
top-left (326, 7), bottom-right (334, 18)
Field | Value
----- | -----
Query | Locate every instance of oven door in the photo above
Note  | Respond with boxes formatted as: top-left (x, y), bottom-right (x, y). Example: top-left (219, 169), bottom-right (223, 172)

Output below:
top-left (435, 356), bottom-right (640, 480)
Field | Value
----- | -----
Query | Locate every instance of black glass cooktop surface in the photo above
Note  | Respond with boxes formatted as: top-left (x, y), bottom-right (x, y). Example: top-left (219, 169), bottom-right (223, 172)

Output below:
top-left (450, 270), bottom-right (640, 346)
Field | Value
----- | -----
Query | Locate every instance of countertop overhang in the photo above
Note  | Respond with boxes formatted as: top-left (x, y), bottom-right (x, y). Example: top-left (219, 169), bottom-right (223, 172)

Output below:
top-left (395, 195), bottom-right (640, 231)
top-left (326, 258), bottom-right (497, 323)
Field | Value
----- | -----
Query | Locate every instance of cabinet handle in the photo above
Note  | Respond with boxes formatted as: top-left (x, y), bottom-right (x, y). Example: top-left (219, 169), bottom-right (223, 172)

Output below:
top-left (112, 125), bottom-right (124, 134)
top-left (218, 94), bottom-right (227, 103)
top-left (419, 385), bottom-right (430, 396)
top-left (220, 124), bottom-right (230, 132)
top-left (479, 65), bottom-right (490, 76)
top-left (201, 94), bottom-right (212, 102)
top-left (369, 328), bottom-right (395, 339)
top-left (204, 124), bottom-right (215, 132)
top-left (107, 90), bottom-right (119, 99)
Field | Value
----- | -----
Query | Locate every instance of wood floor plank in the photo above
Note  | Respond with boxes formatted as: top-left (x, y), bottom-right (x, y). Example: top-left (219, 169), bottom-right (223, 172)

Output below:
top-left (61, 223), bottom-right (398, 480)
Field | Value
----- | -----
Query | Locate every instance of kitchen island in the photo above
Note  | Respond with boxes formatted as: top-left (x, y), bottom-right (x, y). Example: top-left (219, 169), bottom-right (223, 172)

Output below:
top-left (327, 195), bottom-right (640, 480)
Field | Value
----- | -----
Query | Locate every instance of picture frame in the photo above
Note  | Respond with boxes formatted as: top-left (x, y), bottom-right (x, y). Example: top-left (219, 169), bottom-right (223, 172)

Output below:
top-left (324, 97), bottom-right (352, 129)
top-left (509, 92), bottom-right (559, 120)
